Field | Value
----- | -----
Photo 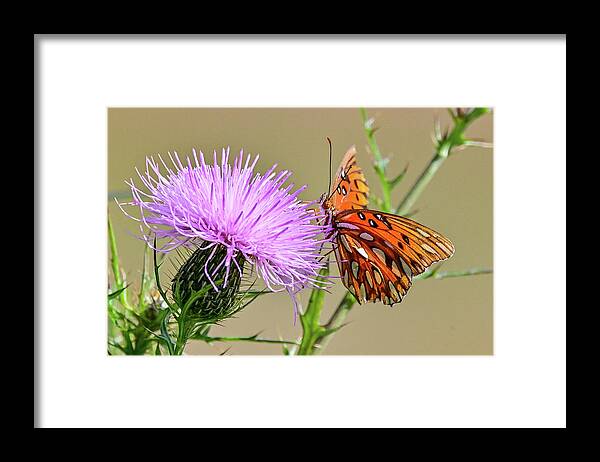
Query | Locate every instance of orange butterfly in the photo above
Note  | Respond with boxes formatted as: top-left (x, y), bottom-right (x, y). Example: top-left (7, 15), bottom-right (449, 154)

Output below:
top-left (321, 145), bottom-right (455, 305)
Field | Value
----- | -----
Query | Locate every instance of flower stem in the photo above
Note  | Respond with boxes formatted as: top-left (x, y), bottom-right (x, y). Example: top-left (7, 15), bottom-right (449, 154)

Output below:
top-left (395, 144), bottom-right (449, 215)
top-left (417, 267), bottom-right (492, 280)
top-left (312, 291), bottom-right (355, 353)
top-left (396, 108), bottom-right (490, 215)
top-left (297, 263), bottom-right (330, 355)
top-left (360, 108), bottom-right (392, 212)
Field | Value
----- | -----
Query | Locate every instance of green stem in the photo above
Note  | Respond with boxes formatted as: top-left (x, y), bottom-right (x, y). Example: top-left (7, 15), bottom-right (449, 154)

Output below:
top-left (417, 267), bottom-right (492, 280)
top-left (175, 319), bottom-right (187, 355)
top-left (360, 108), bottom-right (392, 212)
top-left (396, 108), bottom-right (490, 215)
top-left (395, 144), bottom-right (450, 216)
top-left (297, 308), bottom-right (324, 355)
top-left (312, 292), bottom-right (355, 353)
top-left (194, 334), bottom-right (300, 347)
top-left (297, 330), bottom-right (321, 355)
top-left (297, 263), bottom-right (330, 355)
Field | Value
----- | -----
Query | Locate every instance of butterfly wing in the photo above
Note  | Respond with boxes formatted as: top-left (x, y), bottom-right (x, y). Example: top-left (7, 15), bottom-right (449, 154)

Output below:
top-left (333, 209), bottom-right (455, 305)
top-left (329, 145), bottom-right (369, 212)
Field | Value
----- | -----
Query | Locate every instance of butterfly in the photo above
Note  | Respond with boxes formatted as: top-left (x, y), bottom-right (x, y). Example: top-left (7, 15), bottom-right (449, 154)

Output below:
top-left (321, 145), bottom-right (455, 305)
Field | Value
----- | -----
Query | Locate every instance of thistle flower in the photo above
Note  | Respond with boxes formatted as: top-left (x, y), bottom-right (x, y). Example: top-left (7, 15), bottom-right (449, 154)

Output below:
top-left (119, 147), bottom-right (331, 320)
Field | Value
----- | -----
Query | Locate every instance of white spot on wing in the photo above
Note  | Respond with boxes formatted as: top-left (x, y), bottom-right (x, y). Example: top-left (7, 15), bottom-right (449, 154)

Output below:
top-left (359, 232), bottom-right (374, 241)
top-left (422, 243), bottom-right (437, 254)
top-left (334, 247), bottom-right (343, 269)
top-left (339, 234), bottom-right (353, 253)
top-left (365, 271), bottom-right (373, 288)
top-left (356, 247), bottom-right (369, 259)
top-left (359, 283), bottom-right (367, 302)
top-left (337, 222), bottom-right (360, 230)
top-left (373, 267), bottom-right (383, 284)
top-left (436, 241), bottom-right (451, 254)
top-left (351, 261), bottom-right (360, 278)
top-left (388, 281), bottom-right (401, 302)
top-left (400, 259), bottom-right (413, 279)
top-left (343, 269), bottom-right (350, 288)
top-left (416, 228), bottom-right (430, 237)
top-left (372, 247), bottom-right (387, 264)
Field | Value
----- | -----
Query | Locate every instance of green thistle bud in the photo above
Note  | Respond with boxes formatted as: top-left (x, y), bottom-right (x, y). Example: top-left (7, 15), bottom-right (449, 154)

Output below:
top-left (171, 245), bottom-right (246, 323)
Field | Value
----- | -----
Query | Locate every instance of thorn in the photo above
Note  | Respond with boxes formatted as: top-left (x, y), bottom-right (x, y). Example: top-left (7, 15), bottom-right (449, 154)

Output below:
top-left (364, 116), bottom-right (376, 130)
top-left (464, 139), bottom-right (493, 149)
top-left (219, 346), bottom-right (232, 356)
top-left (433, 115), bottom-right (442, 142)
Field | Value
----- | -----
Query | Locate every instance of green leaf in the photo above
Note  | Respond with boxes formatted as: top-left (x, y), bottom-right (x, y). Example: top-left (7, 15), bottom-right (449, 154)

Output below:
top-left (242, 289), bottom-right (274, 298)
top-left (152, 241), bottom-right (178, 315)
top-left (108, 285), bottom-right (130, 301)
top-left (388, 163), bottom-right (409, 190)
top-left (160, 309), bottom-right (175, 355)
top-left (320, 321), bottom-right (350, 338)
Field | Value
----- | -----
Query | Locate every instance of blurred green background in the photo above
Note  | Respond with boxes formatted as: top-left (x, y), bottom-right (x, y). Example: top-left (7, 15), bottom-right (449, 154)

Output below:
top-left (108, 108), bottom-right (493, 355)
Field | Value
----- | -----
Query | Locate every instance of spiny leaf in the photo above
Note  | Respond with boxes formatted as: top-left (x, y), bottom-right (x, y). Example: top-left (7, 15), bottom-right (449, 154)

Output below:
top-left (108, 285), bottom-right (130, 301)
top-left (152, 241), bottom-right (178, 315)
top-left (388, 163), bottom-right (409, 189)
top-left (160, 309), bottom-right (175, 354)
top-left (242, 289), bottom-right (274, 298)
top-left (320, 321), bottom-right (351, 338)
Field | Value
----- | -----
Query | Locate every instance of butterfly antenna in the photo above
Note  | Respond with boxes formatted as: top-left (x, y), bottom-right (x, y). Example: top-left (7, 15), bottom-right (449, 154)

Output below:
top-left (326, 137), bottom-right (333, 195)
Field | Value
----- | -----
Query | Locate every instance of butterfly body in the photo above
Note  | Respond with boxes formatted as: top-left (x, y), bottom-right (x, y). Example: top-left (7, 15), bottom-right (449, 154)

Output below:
top-left (322, 146), bottom-right (455, 306)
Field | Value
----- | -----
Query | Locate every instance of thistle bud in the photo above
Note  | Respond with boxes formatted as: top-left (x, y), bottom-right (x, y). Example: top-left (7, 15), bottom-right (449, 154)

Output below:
top-left (171, 245), bottom-right (246, 323)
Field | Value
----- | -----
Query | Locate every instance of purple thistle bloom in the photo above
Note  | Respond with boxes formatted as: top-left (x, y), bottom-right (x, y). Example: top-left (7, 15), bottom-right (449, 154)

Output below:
top-left (119, 147), bottom-right (332, 319)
